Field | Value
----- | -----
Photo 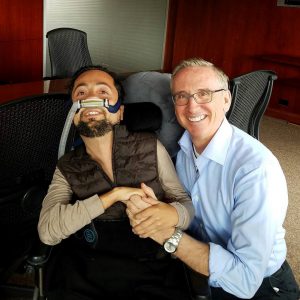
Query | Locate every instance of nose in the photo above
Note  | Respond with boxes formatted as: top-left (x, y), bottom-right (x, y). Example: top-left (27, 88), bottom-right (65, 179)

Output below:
top-left (186, 95), bottom-right (200, 110)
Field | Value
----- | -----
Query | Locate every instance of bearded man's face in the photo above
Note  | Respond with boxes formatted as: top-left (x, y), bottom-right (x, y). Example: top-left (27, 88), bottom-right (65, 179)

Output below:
top-left (75, 113), bottom-right (113, 137)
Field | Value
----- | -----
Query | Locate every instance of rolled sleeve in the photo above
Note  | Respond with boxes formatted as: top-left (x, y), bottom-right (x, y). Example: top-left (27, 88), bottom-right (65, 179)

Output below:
top-left (207, 162), bottom-right (288, 298)
top-left (170, 201), bottom-right (190, 229)
top-left (157, 140), bottom-right (194, 229)
top-left (209, 242), bottom-right (262, 298)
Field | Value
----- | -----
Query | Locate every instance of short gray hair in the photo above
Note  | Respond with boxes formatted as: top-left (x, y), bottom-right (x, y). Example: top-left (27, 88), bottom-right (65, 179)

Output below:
top-left (171, 58), bottom-right (229, 90)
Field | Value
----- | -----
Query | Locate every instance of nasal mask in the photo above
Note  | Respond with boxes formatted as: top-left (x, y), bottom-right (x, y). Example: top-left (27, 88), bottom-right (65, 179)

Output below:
top-left (77, 97), bottom-right (121, 113)
top-left (58, 98), bottom-right (121, 159)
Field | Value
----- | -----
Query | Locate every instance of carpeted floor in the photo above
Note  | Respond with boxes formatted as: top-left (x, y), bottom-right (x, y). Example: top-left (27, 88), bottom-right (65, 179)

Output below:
top-left (260, 116), bottom-right (300, 285)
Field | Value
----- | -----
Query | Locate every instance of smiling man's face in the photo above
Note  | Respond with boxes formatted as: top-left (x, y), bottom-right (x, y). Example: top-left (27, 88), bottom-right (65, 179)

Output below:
top-left (172, 66), bottom-right (231, 147)
top-left (71, 69), bottom-right (123, 137)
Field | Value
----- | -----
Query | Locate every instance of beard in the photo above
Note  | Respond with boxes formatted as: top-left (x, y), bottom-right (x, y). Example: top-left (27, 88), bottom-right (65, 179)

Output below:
top-left (76, 119), bottom-right (113, 137)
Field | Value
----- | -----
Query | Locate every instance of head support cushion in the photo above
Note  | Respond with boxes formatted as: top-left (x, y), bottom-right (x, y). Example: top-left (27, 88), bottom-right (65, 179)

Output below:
top-left (122, 71), bottom-right (184, 158)
top-left (123, 102), bottom-right (162, 132)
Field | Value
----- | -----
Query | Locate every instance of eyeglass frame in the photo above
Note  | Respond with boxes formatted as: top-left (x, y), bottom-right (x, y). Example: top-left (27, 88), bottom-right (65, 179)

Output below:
top-left (172, 88), bottom-right (227, 106)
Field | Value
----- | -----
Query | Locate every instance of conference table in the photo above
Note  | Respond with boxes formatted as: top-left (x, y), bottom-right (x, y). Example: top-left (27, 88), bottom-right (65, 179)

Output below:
top-left (0, 78), bottom-right (70, 105)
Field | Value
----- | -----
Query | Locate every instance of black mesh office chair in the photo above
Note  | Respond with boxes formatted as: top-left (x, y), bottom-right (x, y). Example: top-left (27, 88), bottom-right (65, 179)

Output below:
top-left (227, 70), bottom-right (277, 140)
top-left (0, 93), bottom-right (75, 298)
top-left (46, 28), bottom-right (92, 78)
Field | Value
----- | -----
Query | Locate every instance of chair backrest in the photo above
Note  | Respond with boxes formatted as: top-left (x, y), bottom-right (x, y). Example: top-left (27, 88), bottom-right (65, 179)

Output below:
top-left (122, 71), bottom-right (184, 158)
top-left (0, 93), bottom-right (75, 282)
top-left (0, 93), bottom-right (74, 185)
top-left (46, 28), bottom-right (92, 78)
top-left (227, 70), bottom-right (277, 139)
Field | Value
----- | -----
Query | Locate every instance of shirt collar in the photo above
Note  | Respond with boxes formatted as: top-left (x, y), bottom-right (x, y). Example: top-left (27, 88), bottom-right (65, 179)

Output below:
top-left (178, 130), bottom-right (194, 160)
top-left (178, 118), bottom-right (232, 166)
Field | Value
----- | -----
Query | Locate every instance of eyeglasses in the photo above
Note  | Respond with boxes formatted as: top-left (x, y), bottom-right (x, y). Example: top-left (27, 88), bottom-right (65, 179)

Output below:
top-left (172, 89), bottom-right (226, 106)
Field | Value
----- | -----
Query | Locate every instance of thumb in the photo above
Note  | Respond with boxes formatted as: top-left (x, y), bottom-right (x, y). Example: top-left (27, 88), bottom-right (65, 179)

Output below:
top-left (141, 183), bottom-right (158, 200)
top-left (142, 196), bottom-right (159, 206)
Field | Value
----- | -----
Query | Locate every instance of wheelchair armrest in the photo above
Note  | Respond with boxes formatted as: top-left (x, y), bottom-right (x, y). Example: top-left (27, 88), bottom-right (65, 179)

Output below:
top-left (21, 185), bottom-right (47, 216)
top-left (183, 264), bottom-right (212, 300)
top-left (27, 242), bottom-right (52, 268)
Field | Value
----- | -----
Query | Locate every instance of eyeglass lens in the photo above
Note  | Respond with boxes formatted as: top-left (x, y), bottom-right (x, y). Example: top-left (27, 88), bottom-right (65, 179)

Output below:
top-left (174, 90), bottom-right (211, 105)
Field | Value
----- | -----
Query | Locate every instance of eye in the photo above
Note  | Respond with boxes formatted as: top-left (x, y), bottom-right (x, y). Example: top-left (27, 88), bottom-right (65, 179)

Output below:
top-left (76, 90), bottom-right (87, 99)
top-left (99, 90), bottom-right (108, 95)
top-left (176, 93), bottom-right (187, 99)
top-left (97, 88), bottom-right (111, 98)
top-left (197, 90), bottom-right (209, 97)
top-left (73, 87), bottom-right (87, 100)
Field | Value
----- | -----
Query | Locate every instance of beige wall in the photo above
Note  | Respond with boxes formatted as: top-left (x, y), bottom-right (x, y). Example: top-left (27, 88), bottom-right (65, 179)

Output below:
top-left (44, 0), bottom-right (168, 76)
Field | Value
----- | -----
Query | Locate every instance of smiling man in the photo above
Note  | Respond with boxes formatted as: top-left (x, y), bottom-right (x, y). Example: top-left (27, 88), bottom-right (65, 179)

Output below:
top-left (170, 58), bottom-right (299, 299)
top-left (37, 65), bottom-right (194, 300)
top-left (127, 58), bottom-right (299, 299)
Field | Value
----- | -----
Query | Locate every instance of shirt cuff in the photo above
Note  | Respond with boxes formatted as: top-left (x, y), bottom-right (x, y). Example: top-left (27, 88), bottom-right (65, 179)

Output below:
top-left (209, 242), bottom-right (233, 286)
top-left (83, 194), bottom-right (105, 220)
top-left (170, 202), bottom-right (188, 229)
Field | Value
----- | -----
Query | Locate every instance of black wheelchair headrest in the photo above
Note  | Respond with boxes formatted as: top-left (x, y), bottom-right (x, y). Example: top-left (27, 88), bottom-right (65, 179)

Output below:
top-left (122, 71), bottom-right (184, 158)
top-left (123, 102), bottom-right (162, 132)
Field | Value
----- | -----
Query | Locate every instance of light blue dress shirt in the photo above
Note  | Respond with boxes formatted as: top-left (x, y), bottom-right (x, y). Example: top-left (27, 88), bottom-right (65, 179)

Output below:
top-left (176, 118), bottom-right (288, 298)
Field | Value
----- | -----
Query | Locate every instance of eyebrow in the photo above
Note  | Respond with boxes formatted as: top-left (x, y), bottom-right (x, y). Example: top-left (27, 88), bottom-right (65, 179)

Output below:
top-left (73, 82), bottom-right (112, 91)
top-left (175, 88), bottom-right (211, 94)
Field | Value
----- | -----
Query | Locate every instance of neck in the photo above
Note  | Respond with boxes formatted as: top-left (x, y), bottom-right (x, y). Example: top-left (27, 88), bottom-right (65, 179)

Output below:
top-left (81, 131), bottom-right (113, 162)
top-left (192, 137), bottom-right (211, 154)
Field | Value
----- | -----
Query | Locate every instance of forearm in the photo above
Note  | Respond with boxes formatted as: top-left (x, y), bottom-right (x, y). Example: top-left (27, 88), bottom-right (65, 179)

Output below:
top-left (151, 228), bottom-right (210, 276)
top-left (157, 141), bottom-right (194, 228)
top-left (38, 168), bottom-right (104, 245)
top-left (100, 188), bottom-right (123, 210)
top-left (176, 234), bottom-right (210, 276)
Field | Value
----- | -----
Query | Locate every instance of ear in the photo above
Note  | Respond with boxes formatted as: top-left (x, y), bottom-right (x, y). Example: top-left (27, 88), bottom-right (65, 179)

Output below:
top-left (119, 104), bottom-right (124, 121)
top-left (223, 90), bottom-right (232, 113)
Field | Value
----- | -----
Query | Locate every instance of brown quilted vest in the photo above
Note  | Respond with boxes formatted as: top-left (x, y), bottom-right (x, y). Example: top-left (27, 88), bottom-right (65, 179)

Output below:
top-left (57, 125), bottom-right (165, 221)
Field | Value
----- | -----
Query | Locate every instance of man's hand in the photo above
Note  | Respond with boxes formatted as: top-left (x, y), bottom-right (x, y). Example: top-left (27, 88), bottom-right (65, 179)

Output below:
top-left (126, 197), bottom-right (175, 245)
top-left (113, 186), bottom-right (145, 202)
top-left (126, 183), bottom-right (179, 238)
top-left (126, 194), bottom-right (151, 227)
top-left (100, 186), bottom-right (145, 210)
top-left (150, 227), bottom-right (175, 245)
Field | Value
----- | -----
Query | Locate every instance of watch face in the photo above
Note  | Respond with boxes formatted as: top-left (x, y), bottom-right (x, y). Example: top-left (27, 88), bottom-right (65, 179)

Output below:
top-left (164, 241), bottom-right (176, 253)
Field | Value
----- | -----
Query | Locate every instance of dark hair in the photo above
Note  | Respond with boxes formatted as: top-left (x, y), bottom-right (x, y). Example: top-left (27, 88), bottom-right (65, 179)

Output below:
top-left (68, 65), bottom-right (124, 100)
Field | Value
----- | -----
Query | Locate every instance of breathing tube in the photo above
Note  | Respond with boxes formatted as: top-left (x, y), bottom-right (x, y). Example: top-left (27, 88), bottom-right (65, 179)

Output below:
top-left (58, 98), bottom-right (121, 159)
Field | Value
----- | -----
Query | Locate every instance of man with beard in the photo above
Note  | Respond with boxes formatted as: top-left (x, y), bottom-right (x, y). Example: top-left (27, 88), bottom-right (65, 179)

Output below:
top-left (37, 65), bottom-right (194, 300)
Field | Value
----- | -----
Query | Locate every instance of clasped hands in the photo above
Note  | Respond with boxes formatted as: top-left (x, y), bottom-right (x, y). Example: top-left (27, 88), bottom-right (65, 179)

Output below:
top-left (124, 183), bottom-right (177, 244)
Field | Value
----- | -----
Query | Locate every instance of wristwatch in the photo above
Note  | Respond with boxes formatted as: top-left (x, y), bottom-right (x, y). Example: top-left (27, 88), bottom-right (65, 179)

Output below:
top-left (163, 228), bottom-right (183, 253)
